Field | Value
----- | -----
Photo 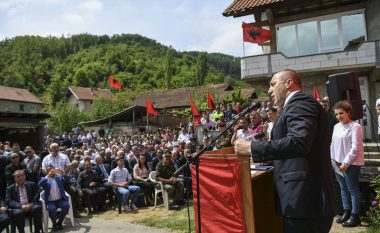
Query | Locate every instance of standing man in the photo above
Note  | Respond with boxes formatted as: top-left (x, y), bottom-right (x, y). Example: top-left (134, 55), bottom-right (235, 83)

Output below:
top-left (23, 146), bottom-right (41, 183)
top-left (235, 69), bottom-right (337, 233)
top-left (42, 143), bottom-right (71, 176)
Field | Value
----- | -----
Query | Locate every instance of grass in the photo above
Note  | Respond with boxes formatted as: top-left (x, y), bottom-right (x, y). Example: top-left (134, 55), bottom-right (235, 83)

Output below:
top-left (132, 203), bottom-right (195, 233)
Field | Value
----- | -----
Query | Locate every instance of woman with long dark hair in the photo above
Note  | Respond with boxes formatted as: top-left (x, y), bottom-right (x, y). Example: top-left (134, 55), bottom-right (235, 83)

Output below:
top-left (133, 154), bottom-right (154, 206)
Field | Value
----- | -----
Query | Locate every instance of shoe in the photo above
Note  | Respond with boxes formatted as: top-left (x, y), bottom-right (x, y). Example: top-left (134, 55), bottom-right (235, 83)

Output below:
top-left (124, 205), bottom-right (132, 212)
top-left (342, 213), bottom-right (361, 227)
top-left (130, 204), bottom-right (138, 211)
top-left (336, 209), bottom-right (351, 223)
top-left (57, 224), bottom-right (64, 231)
top-left (52, 225), bottom-right (59, 232)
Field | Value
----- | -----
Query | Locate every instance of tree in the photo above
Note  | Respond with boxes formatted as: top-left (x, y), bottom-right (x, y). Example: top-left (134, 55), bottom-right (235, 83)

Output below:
top-left (196, 52), bottom-right (208, 86)
top-left (164, 46), bottom-right (175, 89)
top-left (91, 95), bottom-right (114, 120)
top-left (45, 101), bottom-right (89, 133)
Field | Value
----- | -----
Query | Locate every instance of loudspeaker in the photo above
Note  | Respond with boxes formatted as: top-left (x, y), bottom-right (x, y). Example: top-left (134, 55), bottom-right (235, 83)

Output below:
top-left (326, 72), bottom-right (363, 120)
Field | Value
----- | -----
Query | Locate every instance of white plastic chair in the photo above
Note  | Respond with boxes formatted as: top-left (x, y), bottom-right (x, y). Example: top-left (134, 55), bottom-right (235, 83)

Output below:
top-left (149, 171), bottom-right (169, 210)
top-left (40, 190), bottom-right (75, 233)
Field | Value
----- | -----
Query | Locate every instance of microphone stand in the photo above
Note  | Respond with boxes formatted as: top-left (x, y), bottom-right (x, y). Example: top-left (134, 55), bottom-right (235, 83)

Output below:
top-left (174, 102), bottom-right (261, 233)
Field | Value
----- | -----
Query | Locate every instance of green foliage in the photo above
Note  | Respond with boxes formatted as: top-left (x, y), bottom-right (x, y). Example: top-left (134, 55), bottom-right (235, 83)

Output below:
top-left (91, 96), bottom-right (114, 120)
top-left (45, 101), bottom-right (89, 133)
top-left (0, 33), bottom-right (242, 121)
top-left (366, 175), bottom-right (380, 230)
top-left (164, 46), bottom-right (175, 89)
top-left (196, 52), bottom-right (208, 86)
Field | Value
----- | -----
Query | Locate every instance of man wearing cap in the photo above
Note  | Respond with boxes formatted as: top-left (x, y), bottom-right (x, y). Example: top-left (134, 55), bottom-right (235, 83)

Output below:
top-left (108, 157), bottom-right (140, 212)
top-left (156, 150), bottom-right (185, 206)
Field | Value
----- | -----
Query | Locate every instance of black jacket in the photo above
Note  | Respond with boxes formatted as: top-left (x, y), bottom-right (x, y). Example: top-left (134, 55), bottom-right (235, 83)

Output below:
top-left (251, 92), bottom-right (337, 218)
top-left (6, 181), bottom-right (40, 209)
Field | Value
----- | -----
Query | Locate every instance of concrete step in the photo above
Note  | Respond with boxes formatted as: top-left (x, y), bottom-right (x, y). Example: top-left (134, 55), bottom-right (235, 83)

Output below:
top-left (364, 158), bottom-right (380, 168)
top-left (363, 142), bottom-right (380, 152)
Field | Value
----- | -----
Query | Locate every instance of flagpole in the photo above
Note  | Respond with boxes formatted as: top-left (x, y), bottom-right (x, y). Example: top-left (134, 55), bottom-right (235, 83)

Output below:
top-left (147, 113), bottom-right (149, 130)
top-left (242, 41), bottom-right (246, 57)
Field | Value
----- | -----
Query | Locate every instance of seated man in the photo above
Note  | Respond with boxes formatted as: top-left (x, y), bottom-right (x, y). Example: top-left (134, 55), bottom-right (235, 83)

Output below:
top-left (77, 161), bottom-right (106, 213)
top-left (156, 150), bottom-right (185, 207)
top-left (6, 170), bottom-right (43, 233)
top-left (94, 156), bottom-right (113, 206)
top-left (0, 198), bottom-right (10, 233)
top-left (38, 165), bottom-right (70, 231)
top-left (108, 157), bottom-right (140, 212)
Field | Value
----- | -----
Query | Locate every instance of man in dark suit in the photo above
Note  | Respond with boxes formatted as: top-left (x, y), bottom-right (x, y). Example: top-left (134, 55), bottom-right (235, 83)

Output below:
top-left (235, 69), bottom-right (337, 233)
top-left (6, 170), bottom-right (43, 233)
top-left (94, 156), bottom-right (113, 206)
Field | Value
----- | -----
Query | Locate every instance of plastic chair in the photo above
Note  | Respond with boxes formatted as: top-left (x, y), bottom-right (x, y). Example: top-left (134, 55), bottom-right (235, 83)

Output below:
top-left (40, 191), bottom-right (75, 233)
top-left (148, 171), bottom-right (169, 210)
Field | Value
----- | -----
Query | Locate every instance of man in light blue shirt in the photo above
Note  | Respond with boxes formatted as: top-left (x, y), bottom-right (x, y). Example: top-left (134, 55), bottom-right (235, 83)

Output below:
top-left (108, 157), bottom-right (140, 212)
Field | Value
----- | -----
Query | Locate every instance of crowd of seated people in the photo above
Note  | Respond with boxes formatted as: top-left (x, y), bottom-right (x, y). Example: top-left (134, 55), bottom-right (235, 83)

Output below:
top-left (0, 100), bottom-right (281, 231)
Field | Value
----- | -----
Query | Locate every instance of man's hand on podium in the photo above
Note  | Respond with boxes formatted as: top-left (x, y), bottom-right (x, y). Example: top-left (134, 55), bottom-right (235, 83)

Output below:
top-left (234, 138), bottom-right (251, 156)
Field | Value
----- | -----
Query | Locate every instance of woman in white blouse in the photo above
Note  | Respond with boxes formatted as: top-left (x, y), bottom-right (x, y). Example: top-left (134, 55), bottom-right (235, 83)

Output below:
top-left (330, 101), bottom-right (364, 227)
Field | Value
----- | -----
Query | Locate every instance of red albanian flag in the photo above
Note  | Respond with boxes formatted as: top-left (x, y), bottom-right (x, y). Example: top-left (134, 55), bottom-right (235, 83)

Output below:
top-left (190, 97), bottom-right (201, 124)
top-left (146, 99), bottom-right (159, 116)
top-left (242, 22), bottom-right (271, 44)
top-left (207, 92), bottom-right (216, 111)
top-left (314, 86), bottom-right (321, 100)
top-left (109, 75), bottom-right (122, 89)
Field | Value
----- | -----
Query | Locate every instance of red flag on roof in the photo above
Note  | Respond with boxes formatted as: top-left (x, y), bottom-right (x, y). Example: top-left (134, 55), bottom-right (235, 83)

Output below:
top-left (190, 97), bottom-right (201, 124)
top-left (146, 99), bottom-right (159, 116)
top-left (109, 75), bottom-right (122, 89)
top-left (242, 22), bottom-right (271, 44)
top-left (314, 86), bottom-right (321, 100)
top-left (207, 92), bottom-right (216, 111)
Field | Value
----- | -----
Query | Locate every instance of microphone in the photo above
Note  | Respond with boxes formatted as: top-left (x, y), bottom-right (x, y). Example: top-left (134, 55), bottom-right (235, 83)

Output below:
top-left (246, 102), bottom-right (262, 112)
top-left (250, 131), bottom-right (265, 141)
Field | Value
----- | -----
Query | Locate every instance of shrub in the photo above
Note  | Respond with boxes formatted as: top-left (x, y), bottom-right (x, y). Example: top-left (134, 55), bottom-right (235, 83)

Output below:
top-left (367, 175), bottom-right (380, 230)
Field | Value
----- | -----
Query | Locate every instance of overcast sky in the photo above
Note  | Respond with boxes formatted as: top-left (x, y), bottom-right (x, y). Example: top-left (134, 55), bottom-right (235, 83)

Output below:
top-left (0, 0), bottom-right (262, 57)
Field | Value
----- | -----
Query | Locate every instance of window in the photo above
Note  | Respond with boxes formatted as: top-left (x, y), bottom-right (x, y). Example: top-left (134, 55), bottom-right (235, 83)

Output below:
top-left (276, 10), bottom-right (366, 56)
top-left (20, 104), bottom-right (24, 112)
top-left (320, 19), bottom-right (340, 51)
top-left (30, 105), bottom-right (37, 113)
top-left (298, 21), bottom-right (319, 55)
top-left (278, 25), bottom-right (297, 57)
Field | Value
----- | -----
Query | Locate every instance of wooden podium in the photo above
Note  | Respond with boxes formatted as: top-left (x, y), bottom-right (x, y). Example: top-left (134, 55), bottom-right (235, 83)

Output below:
top-left (193, 147), bottom-right (282, 233)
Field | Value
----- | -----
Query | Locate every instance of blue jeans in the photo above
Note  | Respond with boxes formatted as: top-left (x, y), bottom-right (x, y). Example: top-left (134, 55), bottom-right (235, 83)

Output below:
top-left (116, 185), bottom-right (140, 206)
top-left (335, 165), bottom-right (361, 214)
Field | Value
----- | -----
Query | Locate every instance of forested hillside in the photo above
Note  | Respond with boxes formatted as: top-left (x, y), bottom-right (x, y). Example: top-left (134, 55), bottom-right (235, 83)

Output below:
top-left (0, 33), bottom-right (241, 106)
